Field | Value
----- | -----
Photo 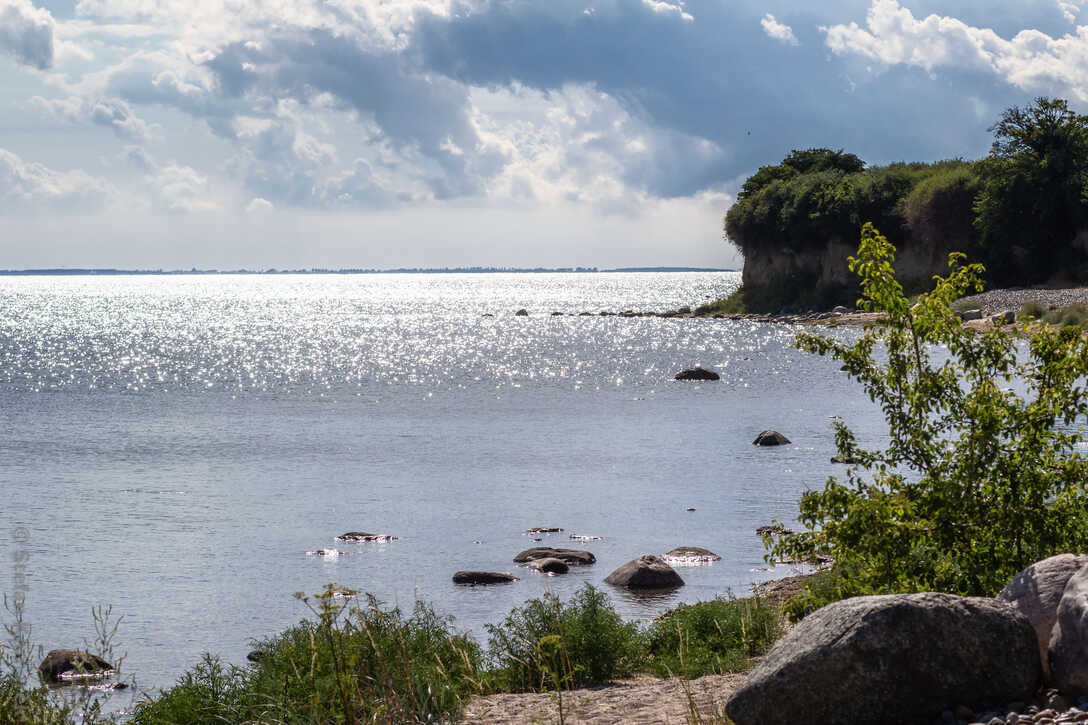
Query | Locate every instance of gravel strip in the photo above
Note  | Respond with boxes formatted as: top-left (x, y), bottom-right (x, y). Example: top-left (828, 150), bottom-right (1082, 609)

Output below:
top-left (956, 287), bottom-right (1088, 315)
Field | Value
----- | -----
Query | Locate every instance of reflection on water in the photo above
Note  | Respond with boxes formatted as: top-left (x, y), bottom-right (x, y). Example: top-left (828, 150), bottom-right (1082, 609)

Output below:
top-left (0, 272), bottom-right (887, 692)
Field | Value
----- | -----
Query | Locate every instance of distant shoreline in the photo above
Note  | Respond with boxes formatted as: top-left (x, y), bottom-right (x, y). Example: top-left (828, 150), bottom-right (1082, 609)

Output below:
top-left (0, 266), bottom-right (736, 276)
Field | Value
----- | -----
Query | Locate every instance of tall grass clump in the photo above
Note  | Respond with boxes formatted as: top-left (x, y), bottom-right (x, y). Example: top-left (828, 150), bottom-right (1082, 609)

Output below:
top-left (694, 287), bottom-right (746, 316)
top-left (484, 584), bottom-right (643, 693)
top-left (133, 587), bottom-right (484, 725)
top-left (643, 597), bottom-right (782, 679)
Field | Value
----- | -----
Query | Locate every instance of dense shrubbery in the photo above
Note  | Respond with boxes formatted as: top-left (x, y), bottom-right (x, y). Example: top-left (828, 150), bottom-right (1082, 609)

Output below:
top-left (771, 223), bottom-right (1088, 599)
top-left (643, 597), bottom-right (781, 678)
top-left (725, 156), bottom-right (976, 258)
top-left (484, 584), bottom-right (643, 692)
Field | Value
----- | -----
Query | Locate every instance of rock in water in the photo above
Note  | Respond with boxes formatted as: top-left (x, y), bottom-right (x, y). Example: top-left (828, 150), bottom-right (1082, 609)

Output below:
top-left (998, 553), bottom-right (1088, 681)
top-left (752, 430), bottom-right (790, 446)
top-left (604, 555), bottom-right (684, 589)
top-left (336, 531), bottom-right (398, 542)
top-left (724, 593), bottom-right (1039, 725)
top-left (662, 546), bottom-right (721, 564)
top-left (1048, 564), bottom-right (1088, 695)
top-left (515, 309), bottom-right (529, 316)
top-left (452, 571), bottom-right (518, 585)
top-left (674, 367), bottom-right (720, 381)
top-left (513, 547), bottom-right (595, 565)
top-left (38, 650), bottom-right (114, 684)
top-left (529, 557), bottom-right (569, 574)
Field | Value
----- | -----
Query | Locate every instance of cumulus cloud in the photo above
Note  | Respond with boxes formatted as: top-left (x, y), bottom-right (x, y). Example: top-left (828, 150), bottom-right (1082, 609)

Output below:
top-left (641, 0), bottom-right (693, 22)
top-left (823, 0), bottom-right (1088, 100)
top-left (761, 13), bottom-right (798, 46)
top-left (0, 147), bottom-right (116, 211)
top-left (0, 0), bottom-right (54, 69)
top-left (147, 163), bottom-right (218, 213)
top-left (31, 95), bottom-right (162, 142)
top-left (245, 197), bottom-right (273, 212)
top-left (1058, 0), bottom-right (1084, 24)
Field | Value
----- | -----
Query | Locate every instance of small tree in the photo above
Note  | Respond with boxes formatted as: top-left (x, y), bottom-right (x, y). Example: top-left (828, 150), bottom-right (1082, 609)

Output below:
top-left (773, 223), bottom-right (1088, 596)
top-left (975, 97), bottom-right (1088, 284)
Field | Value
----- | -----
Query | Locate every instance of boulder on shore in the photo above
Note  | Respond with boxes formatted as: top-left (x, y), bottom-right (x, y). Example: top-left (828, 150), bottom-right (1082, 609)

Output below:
top-left (674, 367), bottom-right (720, 381)
top-left (452, 571), bottom-right (519, 585)
top-left (604, 555), bottom-right (684, 589)
top-left (753, 430), bottom-right (790, 446)
top-left (1048, 564), bottom-right (1088, 695)
top-left (513, 547), bottom-right (595, 565)
top-left (38, 650), bottom-right (114, 684)
top-left (529, 557), bottom-right (569, 574)
top-left (724, 593), bottom-right (1040, 725)
top-left (997, 553), bottom-right (1088, 681)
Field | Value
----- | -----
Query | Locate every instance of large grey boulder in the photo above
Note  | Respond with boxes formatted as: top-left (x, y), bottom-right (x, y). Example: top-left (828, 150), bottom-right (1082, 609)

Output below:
top-left (39, 650), bottom-right (114, 684)
top-left (513, 547), bottom-right (595, 565)
top-left (998, 553), bottom-right (1088, 681)
top-left (604, 555), bottom-right (684, 589)
top-left (724, 593), bottom-right (1040, 725)
top-left (1049, 565), bottom-right (1088, 695)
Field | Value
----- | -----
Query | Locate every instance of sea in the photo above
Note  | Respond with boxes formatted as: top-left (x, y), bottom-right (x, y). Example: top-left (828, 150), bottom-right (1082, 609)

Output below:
top-left (0, 271), bottom-right (889, 696)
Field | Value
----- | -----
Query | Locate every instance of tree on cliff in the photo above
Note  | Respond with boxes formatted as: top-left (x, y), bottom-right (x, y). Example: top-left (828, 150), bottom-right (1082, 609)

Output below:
top-left (975, 97), bottom-right (1088, 285)
top-left (771, 223), bottom-right (1088, 598)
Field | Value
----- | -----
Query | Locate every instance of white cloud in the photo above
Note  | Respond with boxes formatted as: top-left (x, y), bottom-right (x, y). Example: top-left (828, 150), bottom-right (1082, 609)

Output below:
top-left (641, 0), bottom-right (693, 23)
top-left (0, 147), bottom-right (116, 211)
top-left (31, 95), bottom-right (162, 142)
top-left (761, 13), bottom-right (799, 46)
top-left (0, 0), bottom-right (54, 69)
top-left (148, 163), bottom-right (218, 213)
top-left (1058, 0), bottom-right (1084, 24)
top-left (823, 0), bottom-right (1088, 101)
top-left (245, 197), bottom-right (273, 212)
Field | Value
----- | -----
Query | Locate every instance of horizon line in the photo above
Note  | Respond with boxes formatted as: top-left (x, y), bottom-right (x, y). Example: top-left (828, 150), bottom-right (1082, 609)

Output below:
top-left (0, 265), bottom-right (737, 276)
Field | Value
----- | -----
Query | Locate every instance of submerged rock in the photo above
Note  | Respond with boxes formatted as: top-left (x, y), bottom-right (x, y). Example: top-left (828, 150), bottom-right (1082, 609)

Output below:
top-left (753, 430), bottom-right (791, 446)
top-left (525, 526), bottom-right (563, 535)
top-left (513, 547), bottom-right (596, 565)
top-left (674, 367), bottom-right (720, 381)
top-left (515, 309), bottom-right (529, 316)
top-left (335, 532), bottom-right (398, 542)
top-left (306, 548), bottom-right (345, 557)
top-left (39, 650), bottom-right (114, 684)
top-left (452, 571), bottom-right (518, 585)
top-left (605, 555), bottom-right (684, 589)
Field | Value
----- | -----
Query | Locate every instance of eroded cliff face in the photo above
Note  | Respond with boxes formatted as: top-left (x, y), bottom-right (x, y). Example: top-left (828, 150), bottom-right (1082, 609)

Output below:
top-left (740, 233), bottom-right (972, 312)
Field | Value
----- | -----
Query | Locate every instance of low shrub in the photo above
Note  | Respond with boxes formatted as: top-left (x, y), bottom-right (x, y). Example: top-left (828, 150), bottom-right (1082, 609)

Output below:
top-left (484, 584), bottom-right (643, 692)
top-left (133, 588), bottom-right (484, 725)
top-left (643, 597), bottom-right (782, 678)
top-left (1043, 303), bottom-right (1088, 329)
top-left (694, 287), bottom-right (746, 315)
top-left (1019, 300), bottom-right (1046, 319)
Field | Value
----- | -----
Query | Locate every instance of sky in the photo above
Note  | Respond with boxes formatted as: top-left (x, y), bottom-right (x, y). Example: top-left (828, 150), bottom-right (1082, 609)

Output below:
top-left (0, 0), bottom-right (1086, 270)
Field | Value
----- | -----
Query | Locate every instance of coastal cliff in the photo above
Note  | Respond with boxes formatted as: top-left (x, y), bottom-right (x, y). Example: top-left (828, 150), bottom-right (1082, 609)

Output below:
top-left (725, 100), bottom-right (1088, 312)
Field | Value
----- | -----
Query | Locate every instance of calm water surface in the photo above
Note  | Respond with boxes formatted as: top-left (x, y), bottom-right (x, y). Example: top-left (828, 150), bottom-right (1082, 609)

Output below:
top-left (0, 272), bottom-right (886, 693)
